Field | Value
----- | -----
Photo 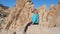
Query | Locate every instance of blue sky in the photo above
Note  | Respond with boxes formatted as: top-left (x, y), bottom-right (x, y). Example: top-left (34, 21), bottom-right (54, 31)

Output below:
top-left (32, 0), bottom-right (58, 9)
top-left (0, 0), bottom-right (16, 8)
top-left (0, 0), bottom-right (58, 10)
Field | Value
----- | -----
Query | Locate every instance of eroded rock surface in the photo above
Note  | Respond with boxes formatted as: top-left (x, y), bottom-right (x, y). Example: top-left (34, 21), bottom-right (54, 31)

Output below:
top-left (0, 0), bottom-right (60, 34)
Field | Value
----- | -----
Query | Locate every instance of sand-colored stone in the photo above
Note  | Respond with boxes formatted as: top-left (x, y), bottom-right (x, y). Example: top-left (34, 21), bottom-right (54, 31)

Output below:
top-left (38, 5), bottom-right (49, 27)
top-left (0, 0), bottom-right (60, 34)
top-left (55, 1), bottom-right (60, 27)
top-left (48, 4), bottom-right (56, 28)
top-left (3, 0), bottom-right (34, 33)
top-left (26, 25), bottom-right (60, 34)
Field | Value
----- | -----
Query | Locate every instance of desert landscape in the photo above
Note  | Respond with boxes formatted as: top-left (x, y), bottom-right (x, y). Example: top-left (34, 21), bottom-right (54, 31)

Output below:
top-left (0, 0), bottom-right (60, 34)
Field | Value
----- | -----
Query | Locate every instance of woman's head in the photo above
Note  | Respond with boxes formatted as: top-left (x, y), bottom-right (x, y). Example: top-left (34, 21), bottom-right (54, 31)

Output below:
top-left (32, 9), bottom-right (38, 14)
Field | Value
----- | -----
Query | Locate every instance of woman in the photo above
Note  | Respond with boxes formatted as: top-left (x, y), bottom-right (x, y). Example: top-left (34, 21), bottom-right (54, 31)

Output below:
top-left (24, 9), bottom-right (39, 34)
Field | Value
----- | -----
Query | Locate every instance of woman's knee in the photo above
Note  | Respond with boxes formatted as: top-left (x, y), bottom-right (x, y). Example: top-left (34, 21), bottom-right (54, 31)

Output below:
top-left (27, 22), bottom-right (32, 26)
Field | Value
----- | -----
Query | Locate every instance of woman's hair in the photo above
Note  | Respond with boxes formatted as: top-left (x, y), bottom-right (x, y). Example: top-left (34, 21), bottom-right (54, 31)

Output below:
top-left (32, 9), bottom-right (37, 13)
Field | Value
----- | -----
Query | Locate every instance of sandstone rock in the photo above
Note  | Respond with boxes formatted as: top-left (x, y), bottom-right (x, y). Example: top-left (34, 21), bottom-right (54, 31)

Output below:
top-left (26, 25), bottom-right (60, 34)
top-left (1, 0), bottom-right (60, 34)
top-left (55, 1), bottom-right (60, 27)
top-left (48, 4), bottom-right (56, 27)
top-left (4, 0), bottom-right (34, 32)
top-left (38, 5), bottom-right (49, 27)
top-left (0, 4), bottom-right (9, 32)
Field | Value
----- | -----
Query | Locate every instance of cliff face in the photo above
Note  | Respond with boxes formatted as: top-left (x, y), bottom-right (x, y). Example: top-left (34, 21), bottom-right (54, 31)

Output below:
top-left (55, 1), bottom-right (60, 27)
top-left (0, 0), bottom-right (60, 34)
top-left (48, 4), bottom-right (56, 27)
top-left (37, 5), bottom-right (49, 28)
top-left (3, 0), bottom-right (34, 32)
top-left (0, 4), bottom-right (9, 30)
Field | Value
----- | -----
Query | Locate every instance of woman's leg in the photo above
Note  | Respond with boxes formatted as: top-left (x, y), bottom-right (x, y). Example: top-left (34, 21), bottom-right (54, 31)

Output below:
top-left (24, 21), bottom-right (32, 32)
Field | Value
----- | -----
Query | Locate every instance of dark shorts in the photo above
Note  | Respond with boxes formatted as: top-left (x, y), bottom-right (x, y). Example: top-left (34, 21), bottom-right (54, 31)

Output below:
top-left (29, 21), bottom-right (39, 25)
top-left (33, 23), bottom-right (39, 25)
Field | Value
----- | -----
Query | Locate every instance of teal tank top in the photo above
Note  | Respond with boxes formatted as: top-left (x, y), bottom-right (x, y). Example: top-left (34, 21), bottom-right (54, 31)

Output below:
top-left (32, 13), bottom-right (39, 24)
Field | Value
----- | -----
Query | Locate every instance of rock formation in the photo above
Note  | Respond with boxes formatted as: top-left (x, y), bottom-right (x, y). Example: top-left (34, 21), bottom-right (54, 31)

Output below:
top-left (3, 0), bottom-right (34, 33)
top-left (0, 4), bottom-right (10, 34)
top-left (48, 4), bottom-right (56, 27)
top-left (0, 0), bottom-right (60, 34)
top-left (55, 1), bottom-right (60, 27)
top-left (0, 4), bottom-right (9, 29)
top-left (38, 5), bottom-right (49, 27)
top-left (26, 1), bottom-right (60, 34)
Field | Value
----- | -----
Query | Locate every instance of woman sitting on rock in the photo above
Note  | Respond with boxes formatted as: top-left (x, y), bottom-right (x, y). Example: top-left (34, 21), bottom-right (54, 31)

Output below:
top-left (24, 9), bottom-right (39, 34)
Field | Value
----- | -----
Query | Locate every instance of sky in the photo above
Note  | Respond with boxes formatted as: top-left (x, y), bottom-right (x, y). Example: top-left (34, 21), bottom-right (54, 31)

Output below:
top-left (0, 0), bottom-right (16, 8)
top-left (32, 0), bottom-right (58, 10)
top-left (0, 0), bottom-right (59, 10)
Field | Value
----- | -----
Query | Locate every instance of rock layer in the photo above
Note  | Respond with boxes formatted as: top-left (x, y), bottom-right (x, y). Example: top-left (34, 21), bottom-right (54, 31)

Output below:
top-left (0, 0), bottom-right (60, 34)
